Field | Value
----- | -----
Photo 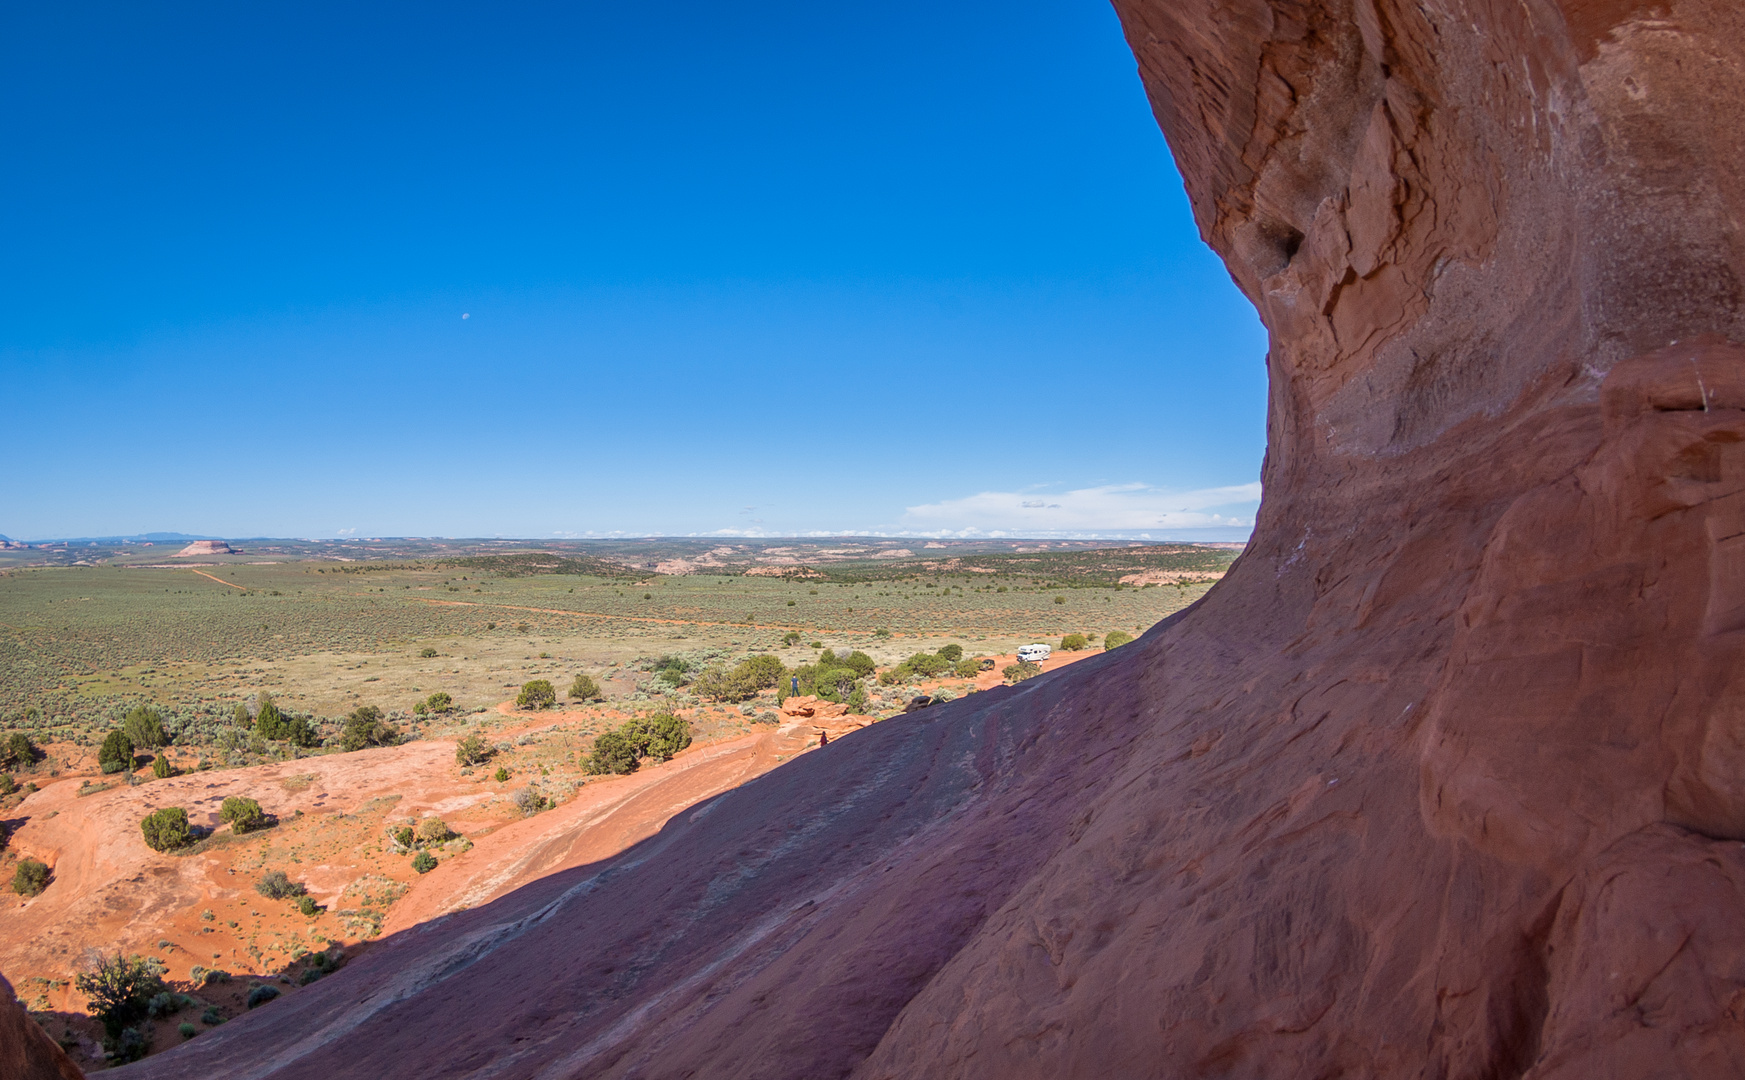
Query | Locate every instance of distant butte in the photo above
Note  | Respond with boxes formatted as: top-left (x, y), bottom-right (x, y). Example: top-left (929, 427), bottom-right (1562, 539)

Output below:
top-left (172, 540), bottom-right (235, 557)
top-left (70, 2), bottom-right (1745, 1078)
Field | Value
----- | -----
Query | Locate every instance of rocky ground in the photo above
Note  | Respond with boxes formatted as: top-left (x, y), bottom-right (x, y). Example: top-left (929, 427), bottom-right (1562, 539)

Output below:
top-left (0, 651), bottom-right (1095, 1071)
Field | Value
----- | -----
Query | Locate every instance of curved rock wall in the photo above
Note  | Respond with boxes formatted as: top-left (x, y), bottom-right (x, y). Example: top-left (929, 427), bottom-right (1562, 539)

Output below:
top-left (127, 3), bottom-right (1745, 1078)
top-left (0, 973), bottom-right (83, 1080)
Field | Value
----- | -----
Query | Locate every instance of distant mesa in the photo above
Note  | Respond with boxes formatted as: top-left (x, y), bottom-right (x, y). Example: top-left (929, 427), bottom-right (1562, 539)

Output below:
top-left (173, 540), bottom-right (235, 557)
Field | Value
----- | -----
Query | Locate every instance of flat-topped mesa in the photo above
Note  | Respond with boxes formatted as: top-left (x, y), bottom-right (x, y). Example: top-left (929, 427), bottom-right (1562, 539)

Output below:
top-left (119, 5), bottom-right (1745, 1079)
top-left (173, 540), bottom-right (234, 557)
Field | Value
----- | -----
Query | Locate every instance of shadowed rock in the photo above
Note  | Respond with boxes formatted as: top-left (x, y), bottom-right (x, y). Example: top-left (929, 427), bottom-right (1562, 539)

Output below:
top-left (0, 972), bottom-right (83, 1080)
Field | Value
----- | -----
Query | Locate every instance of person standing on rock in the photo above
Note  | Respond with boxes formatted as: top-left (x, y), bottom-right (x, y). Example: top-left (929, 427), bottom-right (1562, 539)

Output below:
top-left (818, 731), bottom-right (828, 747)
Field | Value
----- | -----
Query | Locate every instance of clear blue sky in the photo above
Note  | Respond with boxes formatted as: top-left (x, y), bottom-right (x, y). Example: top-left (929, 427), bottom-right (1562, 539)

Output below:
top-left (0, 1), bottom-right (1267, 542)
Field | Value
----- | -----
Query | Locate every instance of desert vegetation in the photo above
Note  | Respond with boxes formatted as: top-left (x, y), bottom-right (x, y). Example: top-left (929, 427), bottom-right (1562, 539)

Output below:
top-left (455, 731), bottom-right (494, 766)
top-left (220, 795), bottom-right (269, 833)
top-left (140, 806), bottom-right (192, 851)
top-left (12, 856), bottom-right (50, 896)
top-left (255, 869), bottom-right (306, 900)
top-left (516, 679), bottom-right (557, 709)
top-left (340, 706), bottom-right (399, 751)
top-left (75, 954), bottom-right (168, 1059)
top-left (584, 713), bottom-right (693, 775)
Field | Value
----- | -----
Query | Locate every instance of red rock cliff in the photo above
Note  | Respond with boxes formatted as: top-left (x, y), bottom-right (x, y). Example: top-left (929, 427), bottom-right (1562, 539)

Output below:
top-left (131, 3), bottom-right (1745, 1078)
top-left (0, 973), bottom-right (83, 1080)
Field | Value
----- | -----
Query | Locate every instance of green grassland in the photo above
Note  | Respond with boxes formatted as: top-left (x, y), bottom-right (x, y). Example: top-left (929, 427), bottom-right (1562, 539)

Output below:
top-left (0, 544), bottom-right (1237, 761)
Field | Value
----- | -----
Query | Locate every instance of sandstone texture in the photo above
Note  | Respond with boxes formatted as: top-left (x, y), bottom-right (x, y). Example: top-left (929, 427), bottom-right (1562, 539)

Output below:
top-left (119, 2), bottom-right (1745, 1078)
top-left (0, 972), bottom-right (82, 1080)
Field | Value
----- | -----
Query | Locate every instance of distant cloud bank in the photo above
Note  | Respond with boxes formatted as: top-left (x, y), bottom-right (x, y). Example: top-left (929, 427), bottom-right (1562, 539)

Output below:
top-left (898, 482), bottom-right (1261, 538)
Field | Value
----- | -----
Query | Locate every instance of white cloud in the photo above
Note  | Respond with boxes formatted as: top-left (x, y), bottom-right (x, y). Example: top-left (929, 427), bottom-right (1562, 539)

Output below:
top-left (900, 482), bottom-right (1260, 536)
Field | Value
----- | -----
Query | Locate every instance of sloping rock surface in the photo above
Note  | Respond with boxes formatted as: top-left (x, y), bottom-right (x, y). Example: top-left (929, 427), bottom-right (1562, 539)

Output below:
top-left (0, 973), bottom-right (83, 1080)
top-left (128, 2), bottom-right (1745, 1077)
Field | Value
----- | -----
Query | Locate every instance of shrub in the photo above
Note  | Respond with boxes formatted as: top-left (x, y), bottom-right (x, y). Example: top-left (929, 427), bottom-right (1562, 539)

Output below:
top-left (246, 985), bottom-right (280, 1009)
top-left (146, 990), bottom-right (180, 1018)
top-left (99, 729), bottom-right (135, 774)
top-left (782, 630), bottom-right (802, 645)
top-left (624, 713), bottom-right (692, 763)
top-left (420, 647), bottom-right (438, 658)
top-left (1104, 630), bottom-right (1135, 650)
top-left (874, 627), bottom-right (892, 638)
top-left (413, 701), bottom-right (428, 716)
top-left (493, 766), bottom-right (510, 783)
top-left (512, 787), bottom-right (551, 815)
top-left (1054, 595), bottom-right (1067, 604)
top-left (877, 668), bottom-right (904, 687)
top-left (200, 1006), bottom-right (224, 1025)
top-left (341, 706), bottom-right (399, 752)
top-left (834, 651), bottom-right (877, 678)
top-left (0, 773), bottom-right (16, 798)
top-left (150, 754), bottom-right (173, 779)
top-left (282, 714), bottom-right (321, 748)
top-left (115, 1026), bottom-right (148, 1062)
top-left (179, 1021), bottom-right (197, 1039)
top-left (297, 896), bottom-right (320, 917)
top-left (220, 796), bottom-right (268, 833)
top-left (810, 666), bottom-right (860, 703)
top-left (936, 644), bottom-right (964, 662)
top-left (390, 825), bottom-right (414, 849)
top-left (415, 817), bottom-right (455, 844)
top-left (904, 652), bottom-right (950, 677)
top-left (1059, 634), bottom-right (1088, 652)
top-left (568, 674), bottom-right (601, 702)
top-left (0, 819), bottom-right (9, 849)
top-left (516, 622), bottom-right (530, 633)
top-left (255, 870), bottom-right (305, 900)
top-left (584, 730), bottom-right (640, 775)
top-left (411, 851), bottom-right (438, 873)
top-left (141, 807), bottom-right (192, 852)
top-left (455, 733), bottom-right (492, 766)
top-left (1003, 661), bottom-right (1043, 684)
top-left (123, 704), bottom-right (169, 750)
top-left (0, 732), bottom-right (34, 769)
top-left (13, 857), bottom-right (50, 896)
top-left (739, 653), bottom-right (787, 687)
top-left (517, 679), bottom-right (557, 709)
top-left (75, 954), bottom-right (166, 1040)
top-left (425, 691), bottom-right (453, 713)
top-left (253, 695), bottom-right (285, 740)
top-left (954, 658), bottom-right (983, 678)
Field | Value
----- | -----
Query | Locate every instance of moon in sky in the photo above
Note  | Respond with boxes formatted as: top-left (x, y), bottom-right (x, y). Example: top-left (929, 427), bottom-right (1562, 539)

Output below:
top-left (461, 313), bottom-right (470, 319)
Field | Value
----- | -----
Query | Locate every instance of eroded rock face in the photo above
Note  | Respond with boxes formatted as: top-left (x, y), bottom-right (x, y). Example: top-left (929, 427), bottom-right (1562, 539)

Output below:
top-left (0, 973), bottom-right (83, 1080)
top-left (127, 3), bottom-right (1745, 1078)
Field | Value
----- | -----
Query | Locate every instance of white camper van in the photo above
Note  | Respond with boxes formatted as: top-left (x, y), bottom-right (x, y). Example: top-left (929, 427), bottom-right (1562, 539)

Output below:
top-left (1017, 643), bottom-right (1052, 663)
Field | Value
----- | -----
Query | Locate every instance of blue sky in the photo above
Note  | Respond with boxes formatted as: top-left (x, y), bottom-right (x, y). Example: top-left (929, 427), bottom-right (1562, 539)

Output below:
top-left (0, 1), bottom-right (1267, 542)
